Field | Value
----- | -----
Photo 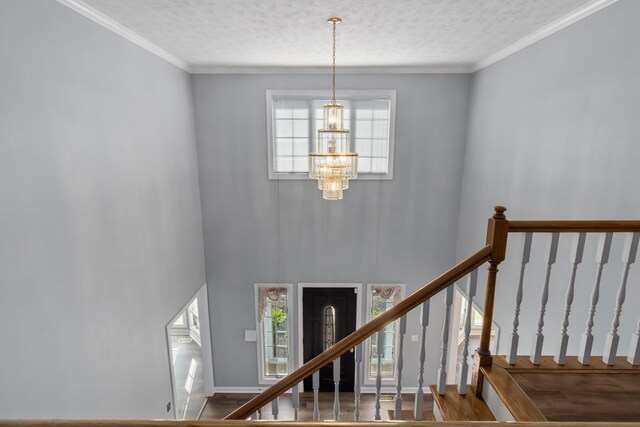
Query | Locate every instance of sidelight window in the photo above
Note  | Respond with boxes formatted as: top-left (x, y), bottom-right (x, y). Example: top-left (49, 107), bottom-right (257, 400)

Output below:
top-left (255, 284), bottom-right (293, 383)
top-left (365, 284), bottom-right (404, 381)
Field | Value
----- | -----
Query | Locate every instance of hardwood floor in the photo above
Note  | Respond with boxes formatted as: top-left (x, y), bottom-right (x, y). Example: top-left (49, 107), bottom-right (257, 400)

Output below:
top-left (200, 392), bottom-right (434, 421)
top-left (488, 355), bottom-right (640, 422)
top-left (512, 372), bottom-right (640, 422)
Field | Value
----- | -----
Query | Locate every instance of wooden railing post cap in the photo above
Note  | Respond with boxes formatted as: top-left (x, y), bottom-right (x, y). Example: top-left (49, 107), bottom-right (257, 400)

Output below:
top-left (487, 205), bottom-right (509, 263)
top-left (493, 206), bottom-right (507, 219)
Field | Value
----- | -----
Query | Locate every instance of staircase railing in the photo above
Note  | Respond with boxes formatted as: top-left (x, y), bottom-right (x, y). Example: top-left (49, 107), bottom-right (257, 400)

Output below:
top-left (226, 244), bottom-right (492, 419)
top-left (225, 206), bottom-right (640, 421)
top-left (501, 218), bottom-right (640, 370)
top-left (4, 207), bottom-right (639, 425)
top-left (225, 207), bottom-right (509, 420)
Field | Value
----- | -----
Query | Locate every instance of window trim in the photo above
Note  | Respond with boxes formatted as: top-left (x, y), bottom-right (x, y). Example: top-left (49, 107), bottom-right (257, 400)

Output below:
top-left (255, 283), bottom-right (294, 385)
top-left (266, 90), bottom-right (397, 180)
top-left (363, 283), bottom-right (405, 385)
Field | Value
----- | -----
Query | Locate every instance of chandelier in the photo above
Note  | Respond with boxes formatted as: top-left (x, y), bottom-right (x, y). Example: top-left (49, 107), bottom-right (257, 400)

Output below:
top-left (309, 17), bottom-right (358, 201)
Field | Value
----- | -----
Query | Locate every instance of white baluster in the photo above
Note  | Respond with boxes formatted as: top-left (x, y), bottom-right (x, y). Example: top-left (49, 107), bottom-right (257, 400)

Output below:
top-left (333, 356), bottom-right (340, 420)
top-left (508, 233), bottom-right (533, 364)
top-left (554, 233), bottom-right (587, 365)
top-left (312, 370), bottom-right (320, 420)
top-left (603, 233), bottom-right (639, 365)
top-left (530, 233), bottom-right (560, 365)
top-left (354, 344), bottom-right (362, 421)
top-left (374, 329), bottom-right (384, 420)
top-left (291, 383), bottom-right (300, 421)
top-left (578, 232), bottom-right (613, 365)
top-left (394, 315), bottom-right (407, 419)
top-left (458, 270), bottom-right (478, 394)
top-left (628, 320), bottom-right (640, 366)
top-left (437, 286), bottom-right (454, 394)
top-left (271, 396), bottom-right (279, 420)
top-left (414, 300), bottom-right (430, 420)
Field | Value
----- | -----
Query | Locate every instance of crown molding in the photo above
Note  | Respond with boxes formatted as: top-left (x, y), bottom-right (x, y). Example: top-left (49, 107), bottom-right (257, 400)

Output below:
top-left (56, 0), bottom-right (192, 72)
top-left (472, 0), bottom-right (618, 72)
top-left (190, 65), bottom-right (474, 74)
top-left (58, 0), bottom-right (618, 76)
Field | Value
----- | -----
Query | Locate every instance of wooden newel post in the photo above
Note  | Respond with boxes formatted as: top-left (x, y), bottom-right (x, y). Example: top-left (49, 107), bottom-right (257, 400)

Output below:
top-left (473, 206), bottom-right (509, 397)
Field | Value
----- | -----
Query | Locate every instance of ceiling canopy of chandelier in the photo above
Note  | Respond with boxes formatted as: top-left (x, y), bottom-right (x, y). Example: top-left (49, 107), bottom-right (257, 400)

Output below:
top-left (308, 17), bottom-right (358, 201)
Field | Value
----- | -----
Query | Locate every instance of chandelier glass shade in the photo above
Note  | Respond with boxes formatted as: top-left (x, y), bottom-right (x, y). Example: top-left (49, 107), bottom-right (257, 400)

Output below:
top-left (308, 17), bottom-right (358, 201)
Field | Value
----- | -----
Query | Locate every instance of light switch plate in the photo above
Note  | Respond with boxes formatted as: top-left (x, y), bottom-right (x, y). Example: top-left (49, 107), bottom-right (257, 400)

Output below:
top-left (245, 329), bottom-right (257, 342)
top-left (410, 334), bottom-right (419, 342)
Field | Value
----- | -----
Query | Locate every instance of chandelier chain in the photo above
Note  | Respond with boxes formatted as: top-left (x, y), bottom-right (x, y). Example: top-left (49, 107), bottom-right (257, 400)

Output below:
top-left (332, 19), bottom-right (336, 104)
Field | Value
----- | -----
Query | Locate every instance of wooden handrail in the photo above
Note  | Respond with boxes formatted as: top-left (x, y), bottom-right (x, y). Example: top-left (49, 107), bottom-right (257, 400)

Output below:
top-left (508, 220), bottom-right (640, 233)
top-left (224, 245), bottom-right (493, 420)
top-left (2, 421), bottom-right (640, 426)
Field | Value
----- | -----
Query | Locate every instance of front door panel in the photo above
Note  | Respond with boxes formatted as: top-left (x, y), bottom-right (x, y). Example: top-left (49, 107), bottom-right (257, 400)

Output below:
top-left (302, 287), bottom-right (357, 392)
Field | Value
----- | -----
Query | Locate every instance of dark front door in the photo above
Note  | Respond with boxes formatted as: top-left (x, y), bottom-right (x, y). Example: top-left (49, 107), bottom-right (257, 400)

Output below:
top-left (302, 287), bottom-right (357, 392)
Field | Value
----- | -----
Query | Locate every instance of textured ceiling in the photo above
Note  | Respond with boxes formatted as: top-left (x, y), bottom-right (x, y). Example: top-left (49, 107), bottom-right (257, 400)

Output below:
top-left (81, 0), bottom-right (592, 68)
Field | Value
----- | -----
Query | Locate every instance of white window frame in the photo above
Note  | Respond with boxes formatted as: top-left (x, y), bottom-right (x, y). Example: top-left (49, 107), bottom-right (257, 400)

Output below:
top-left (266, 90), bottom-right (397, 180)
top-left (255, 283), bottom-right (294, 384)
top-left (363, 283), bottom-right (405, 385)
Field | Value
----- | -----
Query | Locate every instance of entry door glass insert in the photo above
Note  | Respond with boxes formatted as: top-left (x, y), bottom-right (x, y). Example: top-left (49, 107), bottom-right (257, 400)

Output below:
top-left (323, 305), bottom-right (336, 351)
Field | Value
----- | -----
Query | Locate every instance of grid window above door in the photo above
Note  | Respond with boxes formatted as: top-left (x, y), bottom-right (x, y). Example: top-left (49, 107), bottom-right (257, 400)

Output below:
top-left (267, 90), bottom-right (396, 180)
top-left (273, 99), bottom-right (310, 173)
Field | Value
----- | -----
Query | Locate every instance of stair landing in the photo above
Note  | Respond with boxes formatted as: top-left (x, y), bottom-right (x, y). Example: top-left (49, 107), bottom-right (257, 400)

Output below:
top-left (484, 355), bottom-right (640, 422)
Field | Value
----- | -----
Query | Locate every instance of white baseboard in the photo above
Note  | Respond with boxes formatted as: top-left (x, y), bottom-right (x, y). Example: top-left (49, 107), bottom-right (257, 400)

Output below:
top-left (213, 386), bottom-right (261, 393)
top-left (214, 386), bottom-right (293, 394)
top-left (214, 386), bottom-right (431, 395)
top-left (360, 386), bottom-right (429, 394)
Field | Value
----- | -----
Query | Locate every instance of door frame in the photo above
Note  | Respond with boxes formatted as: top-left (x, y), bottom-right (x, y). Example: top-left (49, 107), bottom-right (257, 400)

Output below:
top-left (297, 282), bottom-right (363, 369)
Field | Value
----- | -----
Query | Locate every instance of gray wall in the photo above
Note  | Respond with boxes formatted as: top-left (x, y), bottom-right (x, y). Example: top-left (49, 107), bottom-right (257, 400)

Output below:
top-left (0, 0), bottom-right (205, 418)
top-left (457, 0), bottom-right (640, 358)
top-left (193, 73), bottom-right (472, 388)
top-left (4, 0), bottom-right (637, 415)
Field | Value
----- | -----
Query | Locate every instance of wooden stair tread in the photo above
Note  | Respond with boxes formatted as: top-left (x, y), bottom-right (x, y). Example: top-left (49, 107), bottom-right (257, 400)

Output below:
top-left (480, 365), bottom-right (546, 421)
top-left (494, 355), bottom-right (640, 372)
top-left (487, 356), bottom-right (640, 422)
top-left (387, 409), bottom-right (435, 421)
top-left (430, 385), bottom-right (495, 421)
top-left (510, 371), bottom-right (640, 422)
